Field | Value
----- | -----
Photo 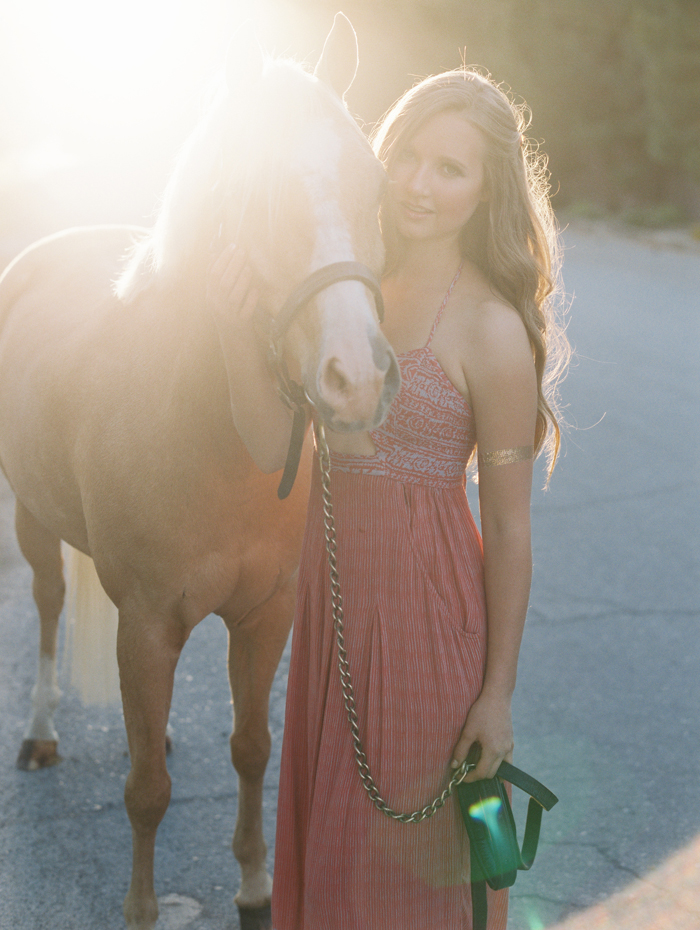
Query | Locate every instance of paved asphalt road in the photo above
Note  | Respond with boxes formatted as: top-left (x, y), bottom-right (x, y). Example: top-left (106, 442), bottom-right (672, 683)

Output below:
top-left (0, 223), bottom-right (698, 929)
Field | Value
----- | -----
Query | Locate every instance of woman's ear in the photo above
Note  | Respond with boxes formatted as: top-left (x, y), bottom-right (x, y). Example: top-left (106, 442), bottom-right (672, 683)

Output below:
top-left (314, 12), bottom-right (359, 101)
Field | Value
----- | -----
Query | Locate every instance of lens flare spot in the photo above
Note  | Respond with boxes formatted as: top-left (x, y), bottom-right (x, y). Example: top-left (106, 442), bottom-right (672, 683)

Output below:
top-left (524, 906), bottom-right (546, 930)
top-left (469, 795), bottom-right (503, 832)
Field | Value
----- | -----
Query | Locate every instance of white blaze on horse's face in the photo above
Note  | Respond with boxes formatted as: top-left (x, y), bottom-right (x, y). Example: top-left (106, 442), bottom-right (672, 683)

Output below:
top-left (285, 110), bottom-right (398, 431)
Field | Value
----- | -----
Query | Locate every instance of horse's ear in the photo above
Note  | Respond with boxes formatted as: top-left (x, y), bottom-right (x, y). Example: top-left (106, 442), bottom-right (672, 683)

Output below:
top-left (225, 20), bottom-right (266, 92)
top-left (314, 12), bottom-right (359, 100)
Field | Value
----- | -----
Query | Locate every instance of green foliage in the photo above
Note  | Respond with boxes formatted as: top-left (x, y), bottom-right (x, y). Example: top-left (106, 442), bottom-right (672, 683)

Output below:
top-left (622, 202), bottom-right (689, 228)
top-left (564, 201), bottom-right (612, 221)
top-left (309, 0), bottom-right (700, 218)
top-left (632, 0), bottom-right (700, 183)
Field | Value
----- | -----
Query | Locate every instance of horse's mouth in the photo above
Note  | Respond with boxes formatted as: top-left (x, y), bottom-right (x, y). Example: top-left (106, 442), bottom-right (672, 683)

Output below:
top-left (319, 413), bottom-right (376, 433)
top-left (318, 354), bottom-right (400, 432)
top-left (313, 381), bottom-right (399, 434)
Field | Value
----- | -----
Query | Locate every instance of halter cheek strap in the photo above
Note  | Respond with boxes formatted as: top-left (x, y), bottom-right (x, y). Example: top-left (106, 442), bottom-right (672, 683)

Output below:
top-left (265, 262), bottom-right (385, 500)
top-left (270, 262), bottom-right (384, 343)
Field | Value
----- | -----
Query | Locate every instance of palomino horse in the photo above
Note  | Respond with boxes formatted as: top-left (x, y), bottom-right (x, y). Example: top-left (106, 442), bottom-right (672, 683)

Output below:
top-left (0, 14), bottom-right (398, 930)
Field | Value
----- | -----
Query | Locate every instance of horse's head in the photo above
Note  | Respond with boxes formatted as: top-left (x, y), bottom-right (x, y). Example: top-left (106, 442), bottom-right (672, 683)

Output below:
top-left (117, 14), bottom-right (399, 433)
top-left (217, 14), bottom-right (399, 432)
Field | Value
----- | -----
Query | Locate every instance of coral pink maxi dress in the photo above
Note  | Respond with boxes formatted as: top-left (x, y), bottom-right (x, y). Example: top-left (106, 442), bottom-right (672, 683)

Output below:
top-left (272, 274), bottom-right (509, 929)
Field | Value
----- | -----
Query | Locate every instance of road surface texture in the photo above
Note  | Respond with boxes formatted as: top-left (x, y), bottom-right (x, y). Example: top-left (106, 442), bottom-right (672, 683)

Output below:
top-left (0, 222), bottom-right (698, 928)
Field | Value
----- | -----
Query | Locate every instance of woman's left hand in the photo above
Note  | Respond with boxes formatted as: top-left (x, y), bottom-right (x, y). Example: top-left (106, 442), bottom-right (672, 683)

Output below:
top-left (451, 692), bottom-right (514, 783)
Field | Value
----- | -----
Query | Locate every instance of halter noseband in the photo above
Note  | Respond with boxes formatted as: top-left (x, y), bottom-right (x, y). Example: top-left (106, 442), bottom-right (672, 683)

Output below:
top-left (265, 261), bottom-right (384, 500)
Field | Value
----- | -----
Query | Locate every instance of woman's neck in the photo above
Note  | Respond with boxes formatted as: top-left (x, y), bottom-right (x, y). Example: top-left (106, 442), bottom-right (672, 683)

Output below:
top-left (390, 238), bottom-right (463, 287)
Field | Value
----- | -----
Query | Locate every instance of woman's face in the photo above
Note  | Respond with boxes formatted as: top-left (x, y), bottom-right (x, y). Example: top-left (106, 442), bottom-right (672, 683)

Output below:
top-left (387, 110), bottom-right (487, 247)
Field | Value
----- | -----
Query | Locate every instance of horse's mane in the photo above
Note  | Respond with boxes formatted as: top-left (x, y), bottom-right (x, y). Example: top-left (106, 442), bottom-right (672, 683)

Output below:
top-left (116, 58), bottom-right (341, 302)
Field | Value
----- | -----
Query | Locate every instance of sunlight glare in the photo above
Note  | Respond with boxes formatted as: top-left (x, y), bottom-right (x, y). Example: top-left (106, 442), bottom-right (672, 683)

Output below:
top-left (10, 0), bottom-right (221, 151)
top-left (0, 0), bottom-right (333, 227)
top-left (4, 0), bottom-right (317, 155)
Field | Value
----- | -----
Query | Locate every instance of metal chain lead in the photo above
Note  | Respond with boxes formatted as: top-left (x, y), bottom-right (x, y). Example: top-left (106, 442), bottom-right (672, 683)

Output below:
top-left (316, 422), bottom-right (473, 823)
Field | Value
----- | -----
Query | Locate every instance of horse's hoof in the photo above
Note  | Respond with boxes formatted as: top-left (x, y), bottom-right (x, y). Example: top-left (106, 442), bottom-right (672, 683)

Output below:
top-left (238, 903), bottom-right (272, 930)
top-left (16, 739), bottom-right (62, 770)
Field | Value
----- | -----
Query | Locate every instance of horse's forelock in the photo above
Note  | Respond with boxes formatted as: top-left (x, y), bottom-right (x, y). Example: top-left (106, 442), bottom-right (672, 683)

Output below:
top-left (115, 58), bottom-right (347, 304)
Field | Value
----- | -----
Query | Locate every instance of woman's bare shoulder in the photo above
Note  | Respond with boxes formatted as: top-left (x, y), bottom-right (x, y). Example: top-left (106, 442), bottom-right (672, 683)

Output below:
top-left (473, 295), bottom-right (529, 353)
top-left (448, 283), bottom-right (530, 368)
top-left (432, 279), bottom-right (531, 405)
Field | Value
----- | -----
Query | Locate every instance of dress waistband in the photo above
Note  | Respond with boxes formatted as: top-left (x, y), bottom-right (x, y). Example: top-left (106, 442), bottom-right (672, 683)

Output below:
top-left (327, 450), bottom-right (467, 489)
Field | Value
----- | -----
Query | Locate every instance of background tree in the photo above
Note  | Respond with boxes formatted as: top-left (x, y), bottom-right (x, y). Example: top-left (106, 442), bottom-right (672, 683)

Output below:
top-left (312, 0), bottom-right (700, 218)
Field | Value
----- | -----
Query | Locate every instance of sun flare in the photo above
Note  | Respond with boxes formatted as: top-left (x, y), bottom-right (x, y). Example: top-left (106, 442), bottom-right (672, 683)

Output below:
top-left (0, 0), bottom-right (329, 229)
top-left (3, 0), bottom-right (323, 160)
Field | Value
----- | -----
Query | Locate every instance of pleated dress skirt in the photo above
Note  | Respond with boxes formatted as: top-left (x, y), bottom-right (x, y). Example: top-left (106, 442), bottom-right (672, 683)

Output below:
top-left (271, 462), bottom-right (509, 929)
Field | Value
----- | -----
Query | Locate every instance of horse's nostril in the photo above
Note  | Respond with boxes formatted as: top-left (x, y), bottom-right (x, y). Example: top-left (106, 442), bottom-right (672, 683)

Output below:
top-left (317, 343), bottom-right (398, 429)
top-left (322, 358), bottom-right (350, 396)
top-left (370, 334), bottom-right (391, 373)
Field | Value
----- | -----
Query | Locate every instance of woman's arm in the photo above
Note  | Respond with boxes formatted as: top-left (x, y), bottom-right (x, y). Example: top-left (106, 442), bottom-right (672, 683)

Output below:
top-left (450, 300), bottom-right (537, 782)
top-left (207, 244), bottom-right (304, 473)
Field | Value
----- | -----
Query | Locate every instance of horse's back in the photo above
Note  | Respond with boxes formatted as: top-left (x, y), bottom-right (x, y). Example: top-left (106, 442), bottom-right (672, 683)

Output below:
top-left (0, 225), bottom-right (143, 276)
top-left (0, 226), bottom-right (144, 328)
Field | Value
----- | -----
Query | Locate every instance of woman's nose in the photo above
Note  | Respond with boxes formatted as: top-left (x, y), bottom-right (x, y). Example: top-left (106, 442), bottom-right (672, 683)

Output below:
top-left (406, 163), bottom-right (430, 195)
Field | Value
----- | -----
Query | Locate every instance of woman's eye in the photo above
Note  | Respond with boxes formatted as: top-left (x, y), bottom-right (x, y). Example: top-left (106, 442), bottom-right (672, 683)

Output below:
top-left (441, 162), bottom-right (462, 177)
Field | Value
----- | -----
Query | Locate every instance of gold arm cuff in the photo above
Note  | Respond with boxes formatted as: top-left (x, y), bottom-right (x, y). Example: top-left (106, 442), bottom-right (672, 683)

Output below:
top-left (478, 445), bottom-right (534, 468)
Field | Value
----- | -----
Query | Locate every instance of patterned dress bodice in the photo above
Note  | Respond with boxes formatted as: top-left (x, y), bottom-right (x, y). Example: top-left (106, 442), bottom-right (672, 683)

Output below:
top-left (330, 268), bottom-right (475, 488)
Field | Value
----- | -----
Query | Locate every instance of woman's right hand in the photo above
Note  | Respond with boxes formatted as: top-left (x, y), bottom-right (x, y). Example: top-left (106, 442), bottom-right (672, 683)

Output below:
top-left (207, 243), bottom-right (259, 336)
top-left (206, 244), bottom-right (300, 473)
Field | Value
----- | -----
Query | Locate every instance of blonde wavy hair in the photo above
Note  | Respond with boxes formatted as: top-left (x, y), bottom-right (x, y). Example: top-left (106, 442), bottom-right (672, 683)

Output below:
top-left (371, 69), bottom-right (569, 479)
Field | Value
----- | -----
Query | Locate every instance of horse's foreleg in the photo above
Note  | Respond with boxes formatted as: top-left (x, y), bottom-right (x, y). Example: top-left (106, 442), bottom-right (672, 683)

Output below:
top-left (15, 501), bottom-right (65, 770)
top-left (224, 583), bottom-right (295, 928)
top-left (118, 609), bottom-right (185, 930)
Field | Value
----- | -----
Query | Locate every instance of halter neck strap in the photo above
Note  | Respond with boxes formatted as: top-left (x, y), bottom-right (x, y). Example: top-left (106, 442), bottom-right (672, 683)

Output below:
top-left (426, 263), bottom-right (463, 347)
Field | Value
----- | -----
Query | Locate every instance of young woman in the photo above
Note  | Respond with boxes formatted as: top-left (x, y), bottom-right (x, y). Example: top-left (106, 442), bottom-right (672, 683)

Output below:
top-left (209, 68), bottom-right (568, 930)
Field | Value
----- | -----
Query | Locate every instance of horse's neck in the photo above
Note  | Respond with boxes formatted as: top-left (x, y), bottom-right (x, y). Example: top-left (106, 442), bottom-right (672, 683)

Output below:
top-left (132, 278), bottom-right (225, 407)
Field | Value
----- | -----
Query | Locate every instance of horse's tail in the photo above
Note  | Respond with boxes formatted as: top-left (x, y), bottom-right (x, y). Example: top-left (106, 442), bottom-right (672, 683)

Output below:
top-left (62, 544), bottom-right (121, 705)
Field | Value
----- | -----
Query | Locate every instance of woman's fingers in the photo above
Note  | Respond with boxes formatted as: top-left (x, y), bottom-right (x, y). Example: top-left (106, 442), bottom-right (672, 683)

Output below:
top-left (451, 731), bottom-right (477, 771)
top-left (451, 696), bottom-right (514, 782)
top-left (240, 283), bottom-right (260, 323)
top-left (452, 740), bottom-right (501, 782)
top-left (459, 756), bottom-right (503, 782)
top-left (207, 244), bottom-right (258, 323)
top-left (209, 241), bottom-right (237, 276)
top-left (468, 749), bottom-right (503, 782)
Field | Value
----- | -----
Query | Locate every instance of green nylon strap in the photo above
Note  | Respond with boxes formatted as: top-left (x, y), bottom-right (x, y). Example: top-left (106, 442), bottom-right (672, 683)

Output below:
top-left (493, 761), bottom-right (557, 875)
top-left (496, 760), bottom-right (559, 811)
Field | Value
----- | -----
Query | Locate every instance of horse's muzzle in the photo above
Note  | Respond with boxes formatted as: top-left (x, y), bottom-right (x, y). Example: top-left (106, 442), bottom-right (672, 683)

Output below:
top-left (315, 339), bottom-right (400, 432)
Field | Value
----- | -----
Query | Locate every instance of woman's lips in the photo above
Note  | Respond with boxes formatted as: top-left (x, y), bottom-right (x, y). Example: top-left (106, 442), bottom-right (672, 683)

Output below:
top-left (400, 202), bottom-right (433, 219)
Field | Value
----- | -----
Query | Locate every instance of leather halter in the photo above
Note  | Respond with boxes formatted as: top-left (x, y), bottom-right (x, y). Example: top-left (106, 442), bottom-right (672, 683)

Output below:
top-left (265, 261), bottom-right (385, 500)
